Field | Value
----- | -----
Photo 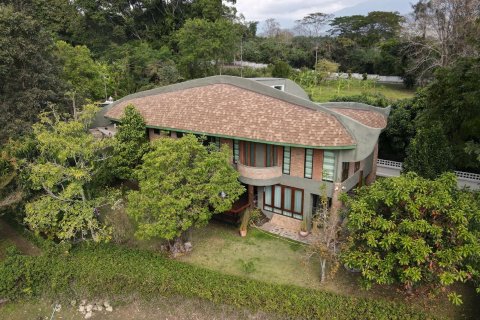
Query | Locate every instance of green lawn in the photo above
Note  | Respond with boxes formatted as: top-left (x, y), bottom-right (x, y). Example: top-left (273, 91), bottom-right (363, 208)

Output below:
top-left (179, 222), bottom-right (480, 320)
top-left (303, 79), bottom-right (416, 102)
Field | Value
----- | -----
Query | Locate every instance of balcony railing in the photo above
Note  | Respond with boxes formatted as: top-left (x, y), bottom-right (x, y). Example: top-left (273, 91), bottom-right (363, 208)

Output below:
top-left (236, 163), bottom-right (282, 181)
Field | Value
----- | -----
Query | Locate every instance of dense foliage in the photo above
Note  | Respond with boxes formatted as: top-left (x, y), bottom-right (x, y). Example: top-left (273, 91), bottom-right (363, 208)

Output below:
top-left (0, 243), bottom-right (432, 319)
top-left (342, 173), bottom-right (480, 304)
top-left (0, 5), bottom-right (65, 142)
top-left (127, 135), bottom-right (244, 241)
top-left (109, 105), bottom-right (150, 180)
top-left (23, 106), bottom-right (116, 242)
top-left (403, 125), bottom-right (453, 179)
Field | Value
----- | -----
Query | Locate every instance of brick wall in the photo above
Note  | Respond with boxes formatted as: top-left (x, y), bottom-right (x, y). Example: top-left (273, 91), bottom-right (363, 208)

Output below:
top-left (290, 147), bottom-right (305, 178)
top-left (312, 149), bottom-right (324, 181)
top-left (277, 146), bottom-right (283, 168)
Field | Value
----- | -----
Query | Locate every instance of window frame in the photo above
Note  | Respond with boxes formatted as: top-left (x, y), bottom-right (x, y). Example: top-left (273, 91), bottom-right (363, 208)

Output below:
top-left (304, 148), bottom-right (313, 179)
top-left (283, 146), bottom-right (291, 175)
top-left (263, 185), bottom-right (304, 220)
top-left (322, 151), bottom-right (336, 182)
top-left (233, 139), bottom-right (239, 162)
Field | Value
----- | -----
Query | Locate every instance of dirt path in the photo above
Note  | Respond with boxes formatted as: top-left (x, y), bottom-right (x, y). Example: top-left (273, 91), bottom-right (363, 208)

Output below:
top-left (0, 219), bottom-right (41, 257)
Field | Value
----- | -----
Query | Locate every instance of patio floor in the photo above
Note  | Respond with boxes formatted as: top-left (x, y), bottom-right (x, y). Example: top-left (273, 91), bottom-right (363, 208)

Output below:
top-left (258, 222), bottom-right (321, 245)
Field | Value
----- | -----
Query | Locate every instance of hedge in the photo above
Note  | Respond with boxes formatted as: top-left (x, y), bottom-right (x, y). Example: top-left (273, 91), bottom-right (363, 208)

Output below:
top-left (0, 243), bottom-right (434, 320)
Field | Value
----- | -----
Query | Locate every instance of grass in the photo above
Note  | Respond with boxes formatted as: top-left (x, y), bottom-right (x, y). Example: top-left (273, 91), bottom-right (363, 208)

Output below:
top-left (179, 222), bottom-right (480, 320)
top-left (302, 79), bottom-right (416, 102)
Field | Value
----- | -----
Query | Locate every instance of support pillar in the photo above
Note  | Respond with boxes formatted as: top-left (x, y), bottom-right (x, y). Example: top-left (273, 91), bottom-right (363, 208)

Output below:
top-left (365, 142), bottom-right (379, 185)
top-left (248, 185), bottom-right (254, 208)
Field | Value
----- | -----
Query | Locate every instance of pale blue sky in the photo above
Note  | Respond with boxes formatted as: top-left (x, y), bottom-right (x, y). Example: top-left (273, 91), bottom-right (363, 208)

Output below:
top-left (235, 0), bottom-right (413, 30)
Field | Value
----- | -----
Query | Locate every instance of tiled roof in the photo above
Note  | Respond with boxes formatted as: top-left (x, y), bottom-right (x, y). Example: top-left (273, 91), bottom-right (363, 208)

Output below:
top-left (105, 84), bottom-right (356, 148)
top-left (329, 108), bottom-right (387, 129)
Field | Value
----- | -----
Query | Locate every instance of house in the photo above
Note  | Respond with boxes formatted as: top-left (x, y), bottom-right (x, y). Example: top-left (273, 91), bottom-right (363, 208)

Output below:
top-left (103, 75), bottom-right (389, 230)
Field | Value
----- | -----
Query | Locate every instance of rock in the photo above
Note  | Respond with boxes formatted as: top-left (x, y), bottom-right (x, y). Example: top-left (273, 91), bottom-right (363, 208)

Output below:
top-left (86, 304), bottom-right (93, 312)
top-left (70, 300), bottom-right (77, 307)
top-left (81, 299), bottom-right (87, 306)
top-left (54, 304), bottom-right (61, 312)
top-left (103, 301), bottom-right (111, 308)
top-left (84, 311), bottom-right (92, 319)
top-left (97, 305), bottom-right (103, 312)
top-left (184, 242), bottom-right (193, 252)
top-left (106, 306), bottom-right (113, 312)
top-left (78, 305), bottom-right (85, 313)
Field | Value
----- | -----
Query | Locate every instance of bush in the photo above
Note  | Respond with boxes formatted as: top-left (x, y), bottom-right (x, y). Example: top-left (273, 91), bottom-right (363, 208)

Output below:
top-left (0, 243), bottom-right (432, 319)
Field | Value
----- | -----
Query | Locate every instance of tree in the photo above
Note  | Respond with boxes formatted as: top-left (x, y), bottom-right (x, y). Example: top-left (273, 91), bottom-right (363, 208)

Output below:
top-left (0, 5), bottom-right (65, 142)
top-left (304, 184), bottom-right (340, 283)
top-left (416, 57), bottom-right (480, 171)
top-left (404, 0), bottom-right (480, 80)
top-left (127, 135), bottom-right (244, 251)
top-left (295, 13), bottom-right (333, 38)
top-left (24, 105), bottom-right (115, 242)
top-left (176, 18), bottom-right (240, 78)
top-left (262, 18), bottom-right (281, 38)
top-left (341, 173), bottom-right (480, 305)
top-left (271, 60), bottom-right (292, 78)
top-left (55, 40), bottom-right (107, 108)
top-left (109, 105), bottom-right (150, 180)
top-left (403, 124), bottom-right (453, 179)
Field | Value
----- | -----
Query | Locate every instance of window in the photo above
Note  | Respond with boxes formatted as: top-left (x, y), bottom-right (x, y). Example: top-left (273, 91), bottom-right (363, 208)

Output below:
top-left (177, 132), bottom-right (184, 138)
top-left (271, 85), bottom-right (285, 91)
top-left (233, 140), bottom-right (239, 162)
top-left (205, 136), bottom-right (220, 149)
top-left (243, 142), bottom-right (256, 166)
top-left (304, 149), bottom-right (313, 179)
top-left (153, 128), bottom-right (160, 135)
top-left (323, 151), bottom-right (335, 181)
top-left (283, 147), bottom-right (291, 174)
top-left (341, 162), bottom-right (349, 182)
top-left (263, 185), bottom-right (303, 220)
top-left (265, 144), bottom-right (278, 167)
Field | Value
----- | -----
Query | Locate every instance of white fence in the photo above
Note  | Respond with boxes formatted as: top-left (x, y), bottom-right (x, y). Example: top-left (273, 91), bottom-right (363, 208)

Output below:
top-left (376, 159), bottom-right (480, 190)
top-left (328, 73), bottom-right (403, 84)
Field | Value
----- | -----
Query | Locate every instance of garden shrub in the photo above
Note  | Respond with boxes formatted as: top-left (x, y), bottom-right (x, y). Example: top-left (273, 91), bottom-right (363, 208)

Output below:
top-left (0, 243), bottom-right (433, 320)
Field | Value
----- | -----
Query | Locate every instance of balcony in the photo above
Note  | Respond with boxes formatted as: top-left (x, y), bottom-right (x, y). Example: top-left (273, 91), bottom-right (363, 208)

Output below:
top-left (236, 163), bottom-right (283, 185)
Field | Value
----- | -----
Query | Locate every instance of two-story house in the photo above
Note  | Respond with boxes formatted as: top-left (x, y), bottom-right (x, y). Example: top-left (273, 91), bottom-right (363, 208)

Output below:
top-left (102, 75), bottom-right (389, 230)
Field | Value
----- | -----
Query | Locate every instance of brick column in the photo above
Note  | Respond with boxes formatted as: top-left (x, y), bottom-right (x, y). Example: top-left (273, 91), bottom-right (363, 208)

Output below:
top-left (365, 142), bottom-right (379, 185)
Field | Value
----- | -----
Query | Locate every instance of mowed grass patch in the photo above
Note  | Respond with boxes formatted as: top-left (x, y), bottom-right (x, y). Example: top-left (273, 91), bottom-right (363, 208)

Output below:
top-left (178, 222), bottom-right (323, 290)
top-left (303, 80), bottom-right (415, 102)
top-left (178, 222), bottom-right (480, 319)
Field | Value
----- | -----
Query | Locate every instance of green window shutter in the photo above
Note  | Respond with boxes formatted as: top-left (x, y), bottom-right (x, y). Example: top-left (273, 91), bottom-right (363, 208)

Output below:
top-left (323, 151), bottom-right (335, 181)
top-left (304, 149), bottom-right (313, 179)
top-left (283, 147), bottom-right (291, 175)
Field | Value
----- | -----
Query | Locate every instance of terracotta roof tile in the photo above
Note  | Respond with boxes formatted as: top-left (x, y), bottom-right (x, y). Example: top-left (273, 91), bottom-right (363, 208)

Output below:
top-left (105, 84), bottom-right (356, 147)
top-left (330, 108), bottom-right (387, 129)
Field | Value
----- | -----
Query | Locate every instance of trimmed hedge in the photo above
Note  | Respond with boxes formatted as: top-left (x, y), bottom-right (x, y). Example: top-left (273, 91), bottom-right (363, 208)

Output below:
top-left (0, 243), bottom-right (434, 320)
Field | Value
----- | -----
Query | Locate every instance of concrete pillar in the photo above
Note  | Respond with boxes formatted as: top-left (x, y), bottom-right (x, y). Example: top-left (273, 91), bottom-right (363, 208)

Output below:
top-left (365, 142), bottom-right (379, 185)
top-left (248, 185), bottom-right (254, 208)
top-left (330, 182), bottom-right (343, 226)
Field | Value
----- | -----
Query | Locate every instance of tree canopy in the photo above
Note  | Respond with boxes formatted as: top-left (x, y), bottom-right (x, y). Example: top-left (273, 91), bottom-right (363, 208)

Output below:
top-left (23, 105), bottom-right (116, 242)
top-left (342, 173), bottom-right (480, 304)
top-left (127, 135), bottom-right (244, 242)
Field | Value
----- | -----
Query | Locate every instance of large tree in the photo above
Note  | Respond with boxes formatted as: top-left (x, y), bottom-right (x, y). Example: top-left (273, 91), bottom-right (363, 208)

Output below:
top-left (109, 105), bottom-right (150, 180)
top-left (416, 57), bottom-right (480, 171)
top-left (342, 173), bottom-right (480, 305)
top-left (403, 124), bottom-right (453, 179)
top-left (0, 5), bottom-right (66, 142)
top-left (24, 105), bottom-right (115, 242)
top-left (127, 134), bottom-right (244, 249)
top-left (176, 18), bottom-right (240, 78)
top-left (404, 0), bottom-right (480, 80)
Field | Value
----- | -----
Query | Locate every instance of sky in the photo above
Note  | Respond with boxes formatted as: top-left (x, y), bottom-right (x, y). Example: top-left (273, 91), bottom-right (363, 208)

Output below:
top-left (235, 0), bottom-right (413, 31)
